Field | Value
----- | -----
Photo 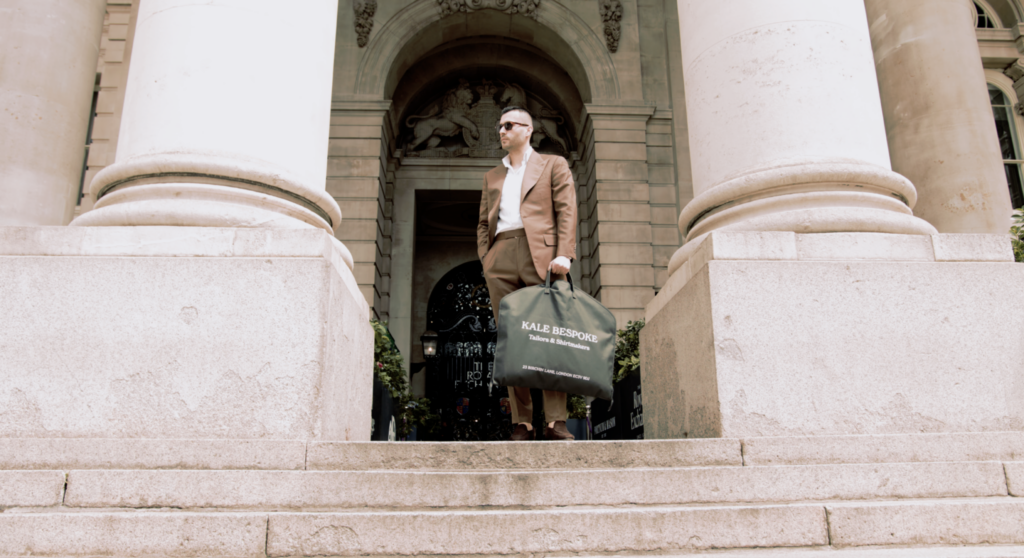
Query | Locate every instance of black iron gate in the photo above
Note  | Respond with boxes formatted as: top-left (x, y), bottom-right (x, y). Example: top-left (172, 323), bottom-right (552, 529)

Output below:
top-left (424, 260), bottom-right (512, 441)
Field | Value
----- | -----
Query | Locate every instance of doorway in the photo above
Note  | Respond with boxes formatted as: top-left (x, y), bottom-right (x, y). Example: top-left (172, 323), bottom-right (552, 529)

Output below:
top-left (421, 260), bottom-right (512, 441)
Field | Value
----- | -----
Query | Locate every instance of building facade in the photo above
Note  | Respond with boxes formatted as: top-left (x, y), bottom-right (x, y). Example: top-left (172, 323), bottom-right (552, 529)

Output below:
top-left (1, 0), bottom-right (1023, 441)
top-left (68, 0), bottom-right (1023, 367)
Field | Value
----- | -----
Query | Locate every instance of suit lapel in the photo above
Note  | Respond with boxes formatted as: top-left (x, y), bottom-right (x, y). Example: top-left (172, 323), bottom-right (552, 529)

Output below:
top-left (489, 167), bottom-right (506, 226)
top-left (521, 153), bottom-right (544, 204)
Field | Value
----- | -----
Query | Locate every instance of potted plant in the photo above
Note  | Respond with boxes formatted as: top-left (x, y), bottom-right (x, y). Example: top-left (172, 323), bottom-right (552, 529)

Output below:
top-left (566, 393), bottom-right (588, 440)
top-left (370, 319), bottom-right (438, 440)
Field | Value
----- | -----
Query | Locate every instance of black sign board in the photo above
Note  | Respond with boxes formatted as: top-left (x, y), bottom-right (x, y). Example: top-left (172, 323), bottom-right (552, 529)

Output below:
top-left (589, 372), bottom-right (643, 440)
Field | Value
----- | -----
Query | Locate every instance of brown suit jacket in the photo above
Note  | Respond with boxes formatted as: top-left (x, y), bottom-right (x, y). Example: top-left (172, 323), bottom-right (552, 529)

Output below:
top-left (477, 152), bottom-right (577, 279)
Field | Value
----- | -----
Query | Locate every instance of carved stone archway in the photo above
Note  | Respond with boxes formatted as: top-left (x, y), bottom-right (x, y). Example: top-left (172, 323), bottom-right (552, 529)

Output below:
top-left (353, 0), bottom-right (620, 102)
top-left (332, 0), bottom-right (661, 374)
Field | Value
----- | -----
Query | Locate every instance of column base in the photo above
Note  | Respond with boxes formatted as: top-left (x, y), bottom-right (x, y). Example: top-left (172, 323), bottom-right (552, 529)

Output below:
top-left (641, 231), bottom-right (1024, 438)
top-left (0, 226), bottom-right (372, 440)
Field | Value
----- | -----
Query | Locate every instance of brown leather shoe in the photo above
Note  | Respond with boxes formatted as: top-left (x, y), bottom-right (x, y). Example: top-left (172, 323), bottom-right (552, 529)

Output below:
top-left (544, 420), bottom-right (575, 441)
top-left (509, 423), bottom-right (535, 441)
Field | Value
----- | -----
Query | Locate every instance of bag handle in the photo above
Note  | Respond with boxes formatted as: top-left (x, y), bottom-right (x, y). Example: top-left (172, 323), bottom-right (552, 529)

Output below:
top-left (543, 269), bottom-right (576, 298)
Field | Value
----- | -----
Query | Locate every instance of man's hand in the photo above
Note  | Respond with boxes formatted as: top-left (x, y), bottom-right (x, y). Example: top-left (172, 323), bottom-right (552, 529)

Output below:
top-left (549, 256), bottom-right (571, 275)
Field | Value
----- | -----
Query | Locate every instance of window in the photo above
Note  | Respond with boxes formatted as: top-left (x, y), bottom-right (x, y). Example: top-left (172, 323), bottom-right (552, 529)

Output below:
top-left (976, 2), bottom-right (996, 28)
top-left (989, 84), bottom-right (1024, 208)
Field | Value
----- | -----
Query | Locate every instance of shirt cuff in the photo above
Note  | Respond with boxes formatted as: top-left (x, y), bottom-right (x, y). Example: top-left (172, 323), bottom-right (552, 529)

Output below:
top-left (551, 256), bottom-right (572, 269)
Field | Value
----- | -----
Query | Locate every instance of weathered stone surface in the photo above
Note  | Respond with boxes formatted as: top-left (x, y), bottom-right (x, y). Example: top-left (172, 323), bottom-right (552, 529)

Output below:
top-left (267, 505), bottom-right (827, 555)
top-left (0, 439), bottom-right (305, 470)
top-left (705, 231), bottom-right (799, 261)
top-left (1003, 462), bottom-right (1024, 496)
top-left (0, 228), bottom-right (372, 441)
top-left (0, 226), bottom-right (348, 261)
top-left (0, 512), bottom-right (267, 557)
top-left (62, 461), bottom-right (1005, 509)
top-left (828, 499), bottom-right (1024, 547)
top-left (307, 439), bottom-right (741, 470)
top-left (795, 233), bottom-right (934, 262)
top-left (668, 546), bottom-right (1024, 557)
top-left (932, 234), bottom-right (1015, 262)
top-left (0, 471), bottom-right (64, 507)
top-left (744, 432), bottom-right (1024, 466)
top-left (643, 258), bottom-right (1024, 438)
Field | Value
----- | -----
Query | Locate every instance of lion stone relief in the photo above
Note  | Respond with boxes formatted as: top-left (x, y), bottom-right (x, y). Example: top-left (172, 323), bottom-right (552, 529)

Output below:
top-left (405, 79), bottom-right (480, 151)
top-left (403, 79), bottom-right (569, 158)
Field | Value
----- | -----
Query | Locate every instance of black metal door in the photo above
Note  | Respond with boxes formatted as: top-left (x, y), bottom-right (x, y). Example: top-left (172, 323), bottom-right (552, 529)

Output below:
top-left (424, 260), bottom-right (512, 441)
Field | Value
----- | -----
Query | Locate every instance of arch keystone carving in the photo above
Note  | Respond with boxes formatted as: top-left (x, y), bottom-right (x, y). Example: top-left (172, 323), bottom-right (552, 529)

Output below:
top-left (437, 0), bottom-right (540, 20)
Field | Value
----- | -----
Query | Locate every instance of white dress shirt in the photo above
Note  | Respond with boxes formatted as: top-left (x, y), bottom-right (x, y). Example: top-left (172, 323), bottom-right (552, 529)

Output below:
top-left (495, 146), bottom-right (571, 272)
top-left (495, 145), bottom-right (532, 235)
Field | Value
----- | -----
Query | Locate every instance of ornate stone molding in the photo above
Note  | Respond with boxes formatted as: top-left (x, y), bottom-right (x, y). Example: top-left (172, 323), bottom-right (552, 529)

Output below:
top-left (1004, 59), bottom-right (1024, 111)
top-left (354, 0), bottom-right (377, 48)
top-left (437, 0), bottom-right (540, 20)
top-left (600, 0), bottom-right (622, 53)
top-left (1005, 59), bottom-right (1024, 83)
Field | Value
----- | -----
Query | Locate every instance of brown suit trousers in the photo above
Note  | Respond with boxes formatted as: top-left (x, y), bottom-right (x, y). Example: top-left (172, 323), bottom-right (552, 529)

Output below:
top-left (483, 228), bottom-right (567, 424)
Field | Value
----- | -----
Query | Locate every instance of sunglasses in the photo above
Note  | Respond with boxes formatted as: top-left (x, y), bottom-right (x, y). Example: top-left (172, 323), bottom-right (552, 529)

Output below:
top-left (496, 121), bottom-right (529, 133)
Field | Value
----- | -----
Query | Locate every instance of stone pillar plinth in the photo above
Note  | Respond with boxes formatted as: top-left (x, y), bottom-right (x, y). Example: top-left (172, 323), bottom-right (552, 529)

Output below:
top-left (0, 227), bottom-right (372, 440)
top-left (865, 0), bottom-right (1013, 233)
top-left (71, 0), bottom-right (342, 233)
top-left (642, 231), bottom-right (1024, 438)
top-left (669, 0), bottom-right (936, 274)
top-left (0, 0), bottom-right (106, 226)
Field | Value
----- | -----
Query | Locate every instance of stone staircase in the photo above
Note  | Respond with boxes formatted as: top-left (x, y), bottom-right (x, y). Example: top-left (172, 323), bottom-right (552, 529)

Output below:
top-left (3, 433), bottom-right (1024, 557)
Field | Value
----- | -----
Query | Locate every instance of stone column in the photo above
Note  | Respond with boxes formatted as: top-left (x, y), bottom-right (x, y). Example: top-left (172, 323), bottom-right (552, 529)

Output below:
top-left (669, 0), bottom-right (936, 274)
top-left (865, 0), bottom-right (1013, 233)
top-left (640, 0), bottom-right (1023, 441)
top-left (0, 0), bottom-right (106, 226)
top-left (71, 0), bottom-right (342, 233)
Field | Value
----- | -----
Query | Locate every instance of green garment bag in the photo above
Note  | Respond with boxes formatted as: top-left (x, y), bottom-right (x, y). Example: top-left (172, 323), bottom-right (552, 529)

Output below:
top-left (494, 272), bottom-right (616, 401)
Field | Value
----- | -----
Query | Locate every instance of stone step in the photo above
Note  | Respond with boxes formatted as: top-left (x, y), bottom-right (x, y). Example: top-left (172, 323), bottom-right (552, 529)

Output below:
top-left (3, 431), bottom-right (1024, 471)
top-left (0, 461), bottom-right (1005, 510)
top-left (2, 498), bottom-right (1024, 556)
top-left (643, 547), bottom-right (1024, 557)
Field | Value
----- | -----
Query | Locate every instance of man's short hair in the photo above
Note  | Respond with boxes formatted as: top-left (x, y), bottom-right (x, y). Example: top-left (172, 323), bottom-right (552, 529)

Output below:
top-left (500, 105), bottom-right (533, 126)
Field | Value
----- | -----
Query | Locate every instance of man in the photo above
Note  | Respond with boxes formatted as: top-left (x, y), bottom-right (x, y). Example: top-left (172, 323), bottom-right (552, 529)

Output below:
top-left (477, 106), bottom-right (577, 441)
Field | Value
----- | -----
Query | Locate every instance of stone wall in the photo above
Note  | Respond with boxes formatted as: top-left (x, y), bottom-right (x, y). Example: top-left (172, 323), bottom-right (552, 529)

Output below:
top-left (577, 105), bottom-right (658, 326)
top-left (327, 102), bottom-right (394, 321)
